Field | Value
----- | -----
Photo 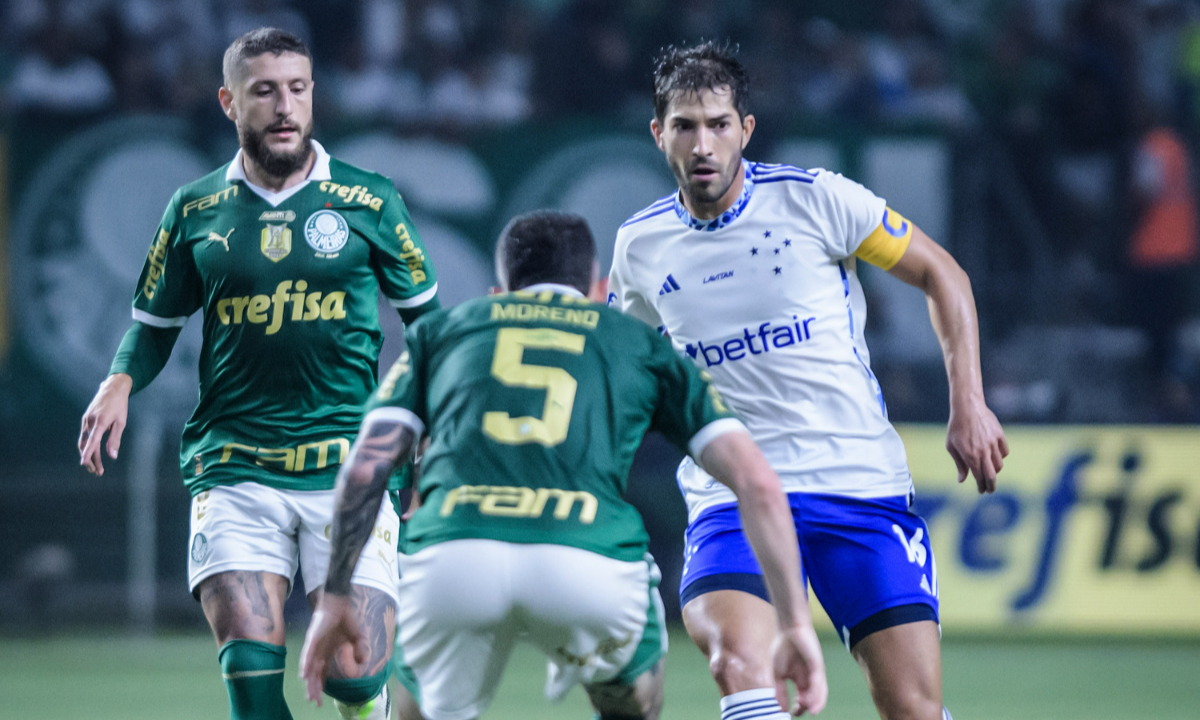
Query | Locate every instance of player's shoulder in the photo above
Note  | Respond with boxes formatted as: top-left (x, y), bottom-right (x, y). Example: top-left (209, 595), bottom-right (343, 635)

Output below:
top-left (748, 161), bottom-right (824, 187)
top-left (620, 192), bottom-right (677, 231)
top-left (614, 192), bottom-right (679, 260)
top-left (175, 165), bottom-right (237, 204)
top-left (750, 162), bottom-right (879, 218)
top-left (322, 156), bottom-right (400, 208)
top-left (169, 164), bottom-right (240, 224)
top-left (754, 162), bottom-right (871, 199)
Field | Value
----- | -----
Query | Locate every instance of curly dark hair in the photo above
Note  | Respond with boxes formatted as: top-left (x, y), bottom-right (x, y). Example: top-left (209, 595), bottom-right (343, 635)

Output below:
top-left (652, 40), bottom-right (750, 121)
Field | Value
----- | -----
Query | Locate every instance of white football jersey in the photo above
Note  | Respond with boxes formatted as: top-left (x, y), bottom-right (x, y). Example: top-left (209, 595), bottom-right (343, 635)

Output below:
top-left (609, 161), bottom-right (913, 523)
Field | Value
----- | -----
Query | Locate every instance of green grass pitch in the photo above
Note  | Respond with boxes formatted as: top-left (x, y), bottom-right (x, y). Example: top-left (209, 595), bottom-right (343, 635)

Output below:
top-left (1, 628), bottom-right (1197, 719)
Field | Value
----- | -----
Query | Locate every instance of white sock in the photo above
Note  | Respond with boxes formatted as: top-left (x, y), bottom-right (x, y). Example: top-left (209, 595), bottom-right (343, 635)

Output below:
top-left (943, 708), bottom-right (953, 720)
top-left (720, 688), bottom-right (789, 720)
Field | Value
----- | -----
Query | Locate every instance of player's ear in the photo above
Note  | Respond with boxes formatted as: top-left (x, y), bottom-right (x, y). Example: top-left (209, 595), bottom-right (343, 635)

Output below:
top-left (218, 86), bottom-right (237, 121)
top-left (650, 118), bottom-right (666, 152)
top-left (740, 113), bottom-right (755, 150)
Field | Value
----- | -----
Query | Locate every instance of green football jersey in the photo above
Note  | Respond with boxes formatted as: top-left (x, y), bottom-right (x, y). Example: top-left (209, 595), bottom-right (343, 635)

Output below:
top-left (365, 285), bottom-right (741, 562)
top-left (117, 142), bottom-right (439, 495)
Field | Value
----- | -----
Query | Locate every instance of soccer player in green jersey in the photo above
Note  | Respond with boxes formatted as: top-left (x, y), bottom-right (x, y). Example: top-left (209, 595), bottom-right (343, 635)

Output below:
top-left (299, 211), bottom-right (827, 720)
top-left (76, 28), bottom-right (439, 720)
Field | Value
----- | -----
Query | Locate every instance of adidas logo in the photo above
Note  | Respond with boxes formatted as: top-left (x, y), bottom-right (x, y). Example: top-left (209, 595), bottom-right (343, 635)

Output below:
top-left (658, 274), bottom-right (681, 295)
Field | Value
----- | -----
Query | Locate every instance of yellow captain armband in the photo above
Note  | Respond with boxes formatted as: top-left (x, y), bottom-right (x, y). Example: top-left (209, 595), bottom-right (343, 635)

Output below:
top-left (854, 207), bottom-right (913, 270)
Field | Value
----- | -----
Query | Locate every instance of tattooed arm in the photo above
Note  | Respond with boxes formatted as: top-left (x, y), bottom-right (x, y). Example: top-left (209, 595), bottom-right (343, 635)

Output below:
top-left (324, 419), bottom-right (418, 596)
top-left (301, 417), bottom-right (418, 703)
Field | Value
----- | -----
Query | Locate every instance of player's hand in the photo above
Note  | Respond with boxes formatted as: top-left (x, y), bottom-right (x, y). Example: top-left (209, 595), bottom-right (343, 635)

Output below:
top-left (300, 593), bottom-right (367, 705)
top-left (772, 623), bottom-right (828, 715)
top-left (78, 373), bottom-right (133, 476)
top-left (946, 395), bottom-right (1008, 494)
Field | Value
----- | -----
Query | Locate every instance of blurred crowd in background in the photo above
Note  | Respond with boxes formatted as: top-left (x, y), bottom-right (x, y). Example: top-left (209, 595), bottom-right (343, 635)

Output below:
top-left (2, 0), bottom-right (1200, 423)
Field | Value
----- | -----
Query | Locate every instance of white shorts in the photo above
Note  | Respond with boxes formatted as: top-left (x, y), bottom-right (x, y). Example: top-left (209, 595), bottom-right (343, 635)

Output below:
top-left (394, 539), bottom-right (666, 720)
top-left (187, 482), bottom-right (401, 606)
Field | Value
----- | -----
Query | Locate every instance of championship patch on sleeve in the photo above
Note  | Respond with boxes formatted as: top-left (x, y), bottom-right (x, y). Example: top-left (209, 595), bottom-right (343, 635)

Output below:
top-left (854, 207), bottom-right (913, 270)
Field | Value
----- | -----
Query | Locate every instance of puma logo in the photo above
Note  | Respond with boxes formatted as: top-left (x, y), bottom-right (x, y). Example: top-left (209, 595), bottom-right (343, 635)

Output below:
top-left (206, 228), bottom-right (234, 251)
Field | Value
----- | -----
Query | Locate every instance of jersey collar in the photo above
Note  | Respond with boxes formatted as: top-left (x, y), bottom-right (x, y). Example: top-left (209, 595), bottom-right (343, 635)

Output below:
top-left (674, 160), bottom-right (754, 232)
top-left (517, 283), bottom-right (585, 298)
top-left (225, 139), bottom-right (333, 207)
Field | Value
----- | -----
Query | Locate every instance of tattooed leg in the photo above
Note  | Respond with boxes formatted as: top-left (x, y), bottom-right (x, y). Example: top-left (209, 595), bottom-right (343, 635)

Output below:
top-left (306, 584), bottom-right (397, 679)
top-left (199, 570), bottom-right (290, 647)
top-left (585, 658), bottom-right (665, 720)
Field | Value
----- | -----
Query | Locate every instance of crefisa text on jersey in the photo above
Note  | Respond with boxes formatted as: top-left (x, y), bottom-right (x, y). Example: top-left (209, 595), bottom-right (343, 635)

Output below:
top-left (685, 315), bottom-right (817, 367)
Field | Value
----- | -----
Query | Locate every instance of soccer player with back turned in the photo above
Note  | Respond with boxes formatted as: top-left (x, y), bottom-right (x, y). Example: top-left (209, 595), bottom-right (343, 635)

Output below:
top-left (300, 211), bottom-right (828, 720)
top-left (608, 42), bottom-right (1009, 720)
top-left (77, 28), bottom-right (440, 720)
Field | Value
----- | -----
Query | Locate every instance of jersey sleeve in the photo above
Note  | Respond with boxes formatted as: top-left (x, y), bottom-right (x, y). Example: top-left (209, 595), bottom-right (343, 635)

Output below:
top-left (607, 234), bottom-right (666, 331)
top-left (131, 196), bottom-right (202, 327)
top-left (853, 206), bottom-right (914, 270)
top-left (812, 171), bottom-right (887, 260)
top-left (362, 320), bottom-right (429, 436)
top-left (370, 190), bottom-right (440, 324)
top-left (646, 330), bottom-right (747, 464)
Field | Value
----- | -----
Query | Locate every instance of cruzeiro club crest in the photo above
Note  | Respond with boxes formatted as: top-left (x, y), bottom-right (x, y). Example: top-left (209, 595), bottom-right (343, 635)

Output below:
top-left (304, 209), bottom-right (349, 254)
top-left (261, 223), bottom-right (292, 262)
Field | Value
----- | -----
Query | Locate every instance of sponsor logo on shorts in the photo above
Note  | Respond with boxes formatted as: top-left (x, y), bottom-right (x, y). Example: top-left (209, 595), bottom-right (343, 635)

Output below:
top-left (191, 533), bottom-right (209, 563)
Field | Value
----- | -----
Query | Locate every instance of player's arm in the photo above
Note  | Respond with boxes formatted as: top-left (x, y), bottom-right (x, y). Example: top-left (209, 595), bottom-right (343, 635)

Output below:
top-left (301, 410), bottom-right (420, 702)
top-left (79, 324), bottom-right (182, 475)
top-left (651, 336), bottom-right (825, 714)
top-left (371, 190), bottom-right (440, 324)
top-left (303, 334), bottom-right (428, 701)
top-left (860, 214), bottom-right (1008, 493)
top-left (699, 431), bottom-right (827, 715)
top-left (80, 200), bottom-right (196, 475)
top-left (607, 234), bottom-right (667, 332)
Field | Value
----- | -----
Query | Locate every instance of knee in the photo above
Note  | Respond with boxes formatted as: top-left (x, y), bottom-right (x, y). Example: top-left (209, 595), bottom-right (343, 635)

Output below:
top-left (707, 641), bottom-right (772, 695)
top-left (875, 690), bottom-right (943, 720)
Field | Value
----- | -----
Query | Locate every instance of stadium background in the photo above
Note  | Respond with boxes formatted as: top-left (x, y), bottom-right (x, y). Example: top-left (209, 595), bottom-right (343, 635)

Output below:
top-left (0, 0), bottom-right (1198, 717)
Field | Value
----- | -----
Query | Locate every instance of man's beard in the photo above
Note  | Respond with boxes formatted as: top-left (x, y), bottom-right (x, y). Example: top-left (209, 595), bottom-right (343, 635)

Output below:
top-left (682, 152), bottom-right (742, 207)
top-left (240, 122), bottom-right (314, 180)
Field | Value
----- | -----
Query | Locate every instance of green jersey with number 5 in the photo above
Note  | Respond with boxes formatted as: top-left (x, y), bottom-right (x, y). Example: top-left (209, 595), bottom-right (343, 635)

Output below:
top-left (366, 285), bottom-right (743, 562)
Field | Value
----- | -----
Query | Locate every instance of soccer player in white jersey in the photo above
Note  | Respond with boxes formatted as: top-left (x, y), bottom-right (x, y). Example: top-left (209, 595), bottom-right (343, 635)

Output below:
top-left (608, 42), bottom-right (1009, 720)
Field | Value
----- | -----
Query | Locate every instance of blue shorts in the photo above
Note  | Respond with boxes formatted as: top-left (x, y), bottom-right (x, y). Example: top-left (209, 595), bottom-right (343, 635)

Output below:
top-left (680, 493), bottom-right (938, 650)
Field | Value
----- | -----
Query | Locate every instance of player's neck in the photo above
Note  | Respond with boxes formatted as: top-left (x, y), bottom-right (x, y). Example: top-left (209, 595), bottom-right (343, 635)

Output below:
top-left (681, 168), bottom-right (745, 221)
top-left (240, 150), bottom-right (316, 193)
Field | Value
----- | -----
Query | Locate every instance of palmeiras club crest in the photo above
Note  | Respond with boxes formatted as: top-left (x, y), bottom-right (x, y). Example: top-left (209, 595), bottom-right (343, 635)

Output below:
top-left (304, 209), bottom-right (350, 254)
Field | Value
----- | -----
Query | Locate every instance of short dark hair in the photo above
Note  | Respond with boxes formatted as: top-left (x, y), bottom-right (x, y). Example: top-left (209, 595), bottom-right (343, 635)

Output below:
top-left (496, 211), bottom-right (596, 295)
top-left (223, 27), bottom-right (312, 88)
top-left (653, 40), bottom-right (749, 121)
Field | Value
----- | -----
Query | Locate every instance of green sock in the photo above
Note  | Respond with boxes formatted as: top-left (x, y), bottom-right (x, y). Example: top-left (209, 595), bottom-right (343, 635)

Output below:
top-left (218, 639), bottom-right (294, 720)
top-left (324, 667), bottom-right (389, 705)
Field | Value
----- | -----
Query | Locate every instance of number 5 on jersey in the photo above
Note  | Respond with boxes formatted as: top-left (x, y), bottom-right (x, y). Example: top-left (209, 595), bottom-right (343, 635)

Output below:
top-left (483, 328), bottom-right (585, 446)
